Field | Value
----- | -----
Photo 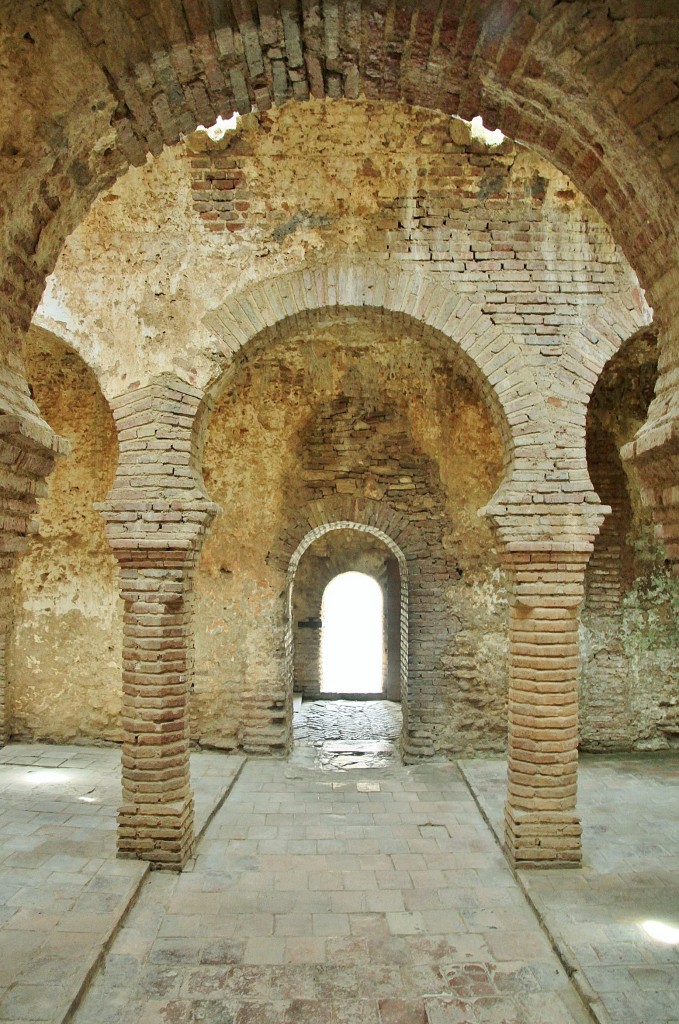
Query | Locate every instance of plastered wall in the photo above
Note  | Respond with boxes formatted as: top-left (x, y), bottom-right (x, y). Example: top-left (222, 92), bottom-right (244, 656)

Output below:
top-left (9, 328), bottom-right (121, 742)
top-left (8, 99), bottom-right (675, 755)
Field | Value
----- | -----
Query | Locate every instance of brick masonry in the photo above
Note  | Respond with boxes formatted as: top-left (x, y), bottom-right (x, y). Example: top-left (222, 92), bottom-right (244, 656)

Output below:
top-left (186, 131), bottom-right (249, 233)
top-left (277, 378), bottom-right (505, 761)
top-left (96, 376), bottom-right (219, 867)
top-left (1, 3), bottom-right (677, 587)
top-left (0, 54), bottom-right (675, 871)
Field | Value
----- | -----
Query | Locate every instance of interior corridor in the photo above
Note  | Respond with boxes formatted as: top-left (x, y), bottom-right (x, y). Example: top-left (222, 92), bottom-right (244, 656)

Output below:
top-left (71, 743), bottom-right (588, 1024)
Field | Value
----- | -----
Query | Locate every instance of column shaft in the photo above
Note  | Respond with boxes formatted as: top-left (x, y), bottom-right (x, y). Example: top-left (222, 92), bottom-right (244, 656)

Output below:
top-left (118, 558), bottom-right (196, 865)
top-left (504, 552), bottom-right (586, 866)
top-left (99, 377), bottom-right (218, 869)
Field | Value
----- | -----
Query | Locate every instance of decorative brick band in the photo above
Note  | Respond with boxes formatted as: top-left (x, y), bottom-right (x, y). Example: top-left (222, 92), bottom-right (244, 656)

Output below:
top-left (97, 375), bottom-right (219, 868)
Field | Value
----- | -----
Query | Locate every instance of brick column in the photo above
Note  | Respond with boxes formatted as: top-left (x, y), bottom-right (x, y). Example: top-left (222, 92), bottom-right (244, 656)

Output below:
top-left (485, 444), bottom-right (606, 867)
top-left (502, 547), bottom-right (590, 866)
top-left (0, 414), bottom-right (68, 743)
top-left (97, 376), bottom-right (218, 868)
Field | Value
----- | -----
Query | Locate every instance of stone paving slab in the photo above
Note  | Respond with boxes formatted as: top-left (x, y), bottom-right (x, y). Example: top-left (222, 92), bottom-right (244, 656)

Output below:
top-left (0, 744), bottom-right (244, 1024)
top-left (460, 754), bottom-right (679, 1024)
top-left (72, 754), bottom-right (591, 1024)
top-left (6, 713), bottom-right (679, 1024)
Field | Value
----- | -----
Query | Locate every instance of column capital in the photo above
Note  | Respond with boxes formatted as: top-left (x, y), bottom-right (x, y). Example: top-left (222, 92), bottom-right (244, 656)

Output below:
top-left (96, 377), bottom-right (219, 565)
top-left (483, 482), bottom-right (608, 561)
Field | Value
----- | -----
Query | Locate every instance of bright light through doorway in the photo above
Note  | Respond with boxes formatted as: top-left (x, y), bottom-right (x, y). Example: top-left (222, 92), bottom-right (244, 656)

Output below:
top-left (321, 571), bottom-right (383, 694)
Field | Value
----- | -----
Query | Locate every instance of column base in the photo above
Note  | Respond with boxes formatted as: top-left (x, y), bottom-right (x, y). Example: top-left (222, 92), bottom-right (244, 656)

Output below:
top-left (117, 796), bottom-right (195, 869)
top-left (504, 805), bottom-right (582, 868)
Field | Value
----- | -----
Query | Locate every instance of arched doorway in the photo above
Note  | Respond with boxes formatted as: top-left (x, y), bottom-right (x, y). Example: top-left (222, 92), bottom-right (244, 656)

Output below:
top-left (286, 519), bottom-right (410, 757)
top-left (291, 526), bottom-right (405, 705)
top-left (320, 571), bottom-right (384, 696)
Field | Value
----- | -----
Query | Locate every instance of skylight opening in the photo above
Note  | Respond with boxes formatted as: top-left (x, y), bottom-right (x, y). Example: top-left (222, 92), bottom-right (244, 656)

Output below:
top-left (642, 920), bottom-right (679, 945)
top-left (196, 113), bottom-right (241, 141)
top-left (470, 115), bottom-right (505, 147)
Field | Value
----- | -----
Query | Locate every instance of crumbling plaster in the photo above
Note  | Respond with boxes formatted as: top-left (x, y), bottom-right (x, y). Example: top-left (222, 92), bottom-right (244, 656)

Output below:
top-left (13, 97), bottom-right (673, 756)
top-left (9, 327), bottom-right (121, 742)
top-left (33, 101), bottom-right (651, 401)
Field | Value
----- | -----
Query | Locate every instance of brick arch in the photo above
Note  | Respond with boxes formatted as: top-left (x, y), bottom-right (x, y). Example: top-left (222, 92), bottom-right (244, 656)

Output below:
top-left (287, 523), bottom-right (408, 698)
top-left (4, 1), bottom-right (678, 350)
top-left (558, 297), bottom-right (655, 429)
top-left (291, 534), bottom-right (400, 701)
top-left (272, 495), bottom-right (421, 582)
top-left (202, 261), bottom-right (522, 464)
top-left (276, 496), bottom-right (433, 761)
top-left (4, 8), bottom-right (678, 579)
top-left (30, 314), bottom-right (118, 404)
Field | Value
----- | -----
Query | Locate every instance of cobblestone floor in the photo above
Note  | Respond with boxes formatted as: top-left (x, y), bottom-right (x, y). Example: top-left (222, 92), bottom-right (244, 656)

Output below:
top-left (292, 698), bottom-right (402, 770)
top-left (462, 754), bottom-right (679, 1024)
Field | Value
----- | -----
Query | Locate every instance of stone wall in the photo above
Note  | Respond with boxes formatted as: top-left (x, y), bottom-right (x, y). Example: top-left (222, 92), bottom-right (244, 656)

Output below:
top-left (8, 98), bottom-right (674, 767)
top-left (9, 327), bottom-right (120, 742)
top-left (582, 330), bottom-right (679, 750)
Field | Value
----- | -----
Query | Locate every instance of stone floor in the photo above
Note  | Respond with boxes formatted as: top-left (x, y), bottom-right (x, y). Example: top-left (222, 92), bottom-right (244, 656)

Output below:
top-left (461, 754), bottom-right (679, 1024)
top-left (0, 744), bottom-right (244, 1024)
top-left (1, 704), bottom-right (678, 1024)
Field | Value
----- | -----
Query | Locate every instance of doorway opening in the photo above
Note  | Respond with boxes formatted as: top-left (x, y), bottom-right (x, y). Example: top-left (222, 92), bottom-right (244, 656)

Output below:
top-left (320, 571), bottom-right (383, 695)
top-left (286, 519), bottom-right (409, 760)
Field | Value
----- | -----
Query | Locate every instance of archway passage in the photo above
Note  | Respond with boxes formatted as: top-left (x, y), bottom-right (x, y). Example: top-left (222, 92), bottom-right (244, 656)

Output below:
top-left (320, 571), bottom-right (384, 696)
top-left (291, 526), bottom-right (408, 707)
